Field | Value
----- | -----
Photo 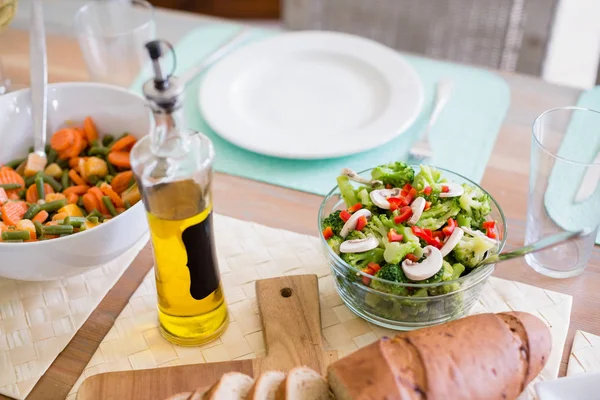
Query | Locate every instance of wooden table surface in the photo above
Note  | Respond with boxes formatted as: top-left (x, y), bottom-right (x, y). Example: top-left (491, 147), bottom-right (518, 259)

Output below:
top-left (1, 24), bottom-right (599, 400)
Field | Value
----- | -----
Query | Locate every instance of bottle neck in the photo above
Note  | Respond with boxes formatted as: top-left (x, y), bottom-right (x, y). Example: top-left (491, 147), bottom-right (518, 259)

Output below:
top-left (150, 104), bottom-right (188, 157)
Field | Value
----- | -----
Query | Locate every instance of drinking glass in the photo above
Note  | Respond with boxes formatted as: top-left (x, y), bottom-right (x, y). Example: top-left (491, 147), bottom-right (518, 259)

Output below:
top-left (74, 0), bottom-right (155, 87)
top-left (525, 107), bottom-right (600, 278)
top-left (0, 0), bottom-right (18, 94)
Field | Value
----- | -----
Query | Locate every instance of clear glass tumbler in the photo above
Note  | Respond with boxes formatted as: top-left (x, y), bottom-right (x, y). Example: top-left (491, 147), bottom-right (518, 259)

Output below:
top-left (525, 107), bottom-right (600, 278)
top-left (74, 0), bottom-right (155, 87)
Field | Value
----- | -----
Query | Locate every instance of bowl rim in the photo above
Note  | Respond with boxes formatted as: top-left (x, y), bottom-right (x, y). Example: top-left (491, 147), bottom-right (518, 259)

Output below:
top-left (0, 81), bottom-right (150, 248)
top-left (318, 164), bottom-right (508, 289)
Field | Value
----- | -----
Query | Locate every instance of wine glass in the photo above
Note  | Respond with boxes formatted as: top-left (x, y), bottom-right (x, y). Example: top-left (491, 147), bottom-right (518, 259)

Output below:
top-left (0, 0), bottom-right (18, 94)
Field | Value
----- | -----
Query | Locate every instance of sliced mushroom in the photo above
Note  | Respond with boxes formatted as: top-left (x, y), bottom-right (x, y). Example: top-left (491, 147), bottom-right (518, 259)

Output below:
top-left (440, 227), bottom-right (464, 256)
top-left (401, 245), bottom-right (443, 281)
top-left (340, 168), bottom-right (382, 188)
top-left (439, 182), bottom-right (465, 198)
top-left (408, 197), bottom-right (426, 225)
top-left (369, 188), bottom-right (401, 209)
top-left (340, 209), bottom-right (372, 238)
top-left (340, 236), bottom-right (379, 253)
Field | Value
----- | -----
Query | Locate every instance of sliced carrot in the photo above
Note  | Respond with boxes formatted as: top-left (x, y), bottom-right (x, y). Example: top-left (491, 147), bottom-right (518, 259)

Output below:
top-left (110, 171), bottom-right (134, 194)
top-left (100, 183), bottom-right (124, 208)
top-left (82, 192), bottom-right (99, 214)
top-left (8, 192), bottom-right (19, 200)
top-left (32, 210), bottom-right (49, 223)
top-left (0, 167), bottom-right (25, 197)
top-left (58, 130), bottom-right (86, 160)
top-left (110, 135), bottom-right (137, 152)
top-left (67, 193), bottom-right (79, 204)
top-left (83, 116), bottom-right (98, 142)
top-left (107, 151), bottom-right (131, 169)
top-left (0, 188), bottom-right (7, 203)
top-left (69, 157), bottom-right (87, 169)
top-left (26, 183), bottom-right (54, 203)
top-left (88, 186), bottom-right (108, 214)
top-left (68, 169), bottom-right (86, 186)
top-left (45, 192), bottom-right (66, 202)
top-left (50, 128), bottom-right (75, 152)
top-left (63, 185), bottom-right (89, 197)
top-left (1, 201), bottom-right (28, 226)
top-left (115, 207), bottom-right (126, 213)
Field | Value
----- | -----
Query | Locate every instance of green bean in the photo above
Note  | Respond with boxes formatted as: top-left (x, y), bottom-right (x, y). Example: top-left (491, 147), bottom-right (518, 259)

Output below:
top-left (87, 209), bottom-right (103, 220)
top-left (35, 176), bottom-right (45, 200)
top-left (33, 221), bottom-right (43, 237)
top-left (90, 139), bottom-right (99, 148)
top-left (24, 174), bottom-right (38, 187)
top-left (79, 206), bottom-right (88, 217)
top-left (124, 200), bottom-right (131, 209)
top-left (4, 158), bottom-right (25, 169)
top-left (42, 224), bottom-right (73, 235)
top-left (18, 189), bottom-right (26, 200)
top-left (89, 147), bottom-right (111, 158)
top-left (102, 196), bottom-right (117, 216)
top-left (28, 146), bottom-right (34, 154)
top-left (96, 180), bottom-right (104, 188)
top-left (63, 216), bottom-right (86, 228)
top-left (61, 170), bottom-right (70, 189)
top-left (44, 144), bottom-right (51, 154)
top-left (2, 230), bottom-right (31, 240)
top-left (40, 173), bottom-right (63, 192)
top-left (39, 199), bottom-right (67, 212)
top-left (87, 175), bottom-right (99, 185)
top-left (107, 161), bottom-right (117, 176)
top-left (0, 183), bottom-right (22, 190)
top-left (47, 148), bottom-right (58, 165)
top-left (105, 175), bottom-right (113, 184)
top-left (57, 159), bottom-right (70, 169)
top-left (3, 239), bottom-right (23, 243)
top-left (23, 204), bottom-right (41, 220)
top-left (86, 216), bottom-right (99, 224)
top-left (102, 134), bottom-right (115, 147)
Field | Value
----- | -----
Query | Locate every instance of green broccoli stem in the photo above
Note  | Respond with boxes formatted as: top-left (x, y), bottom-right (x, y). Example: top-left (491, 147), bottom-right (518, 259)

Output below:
top-left (336, 175), bottom-right (359, 207)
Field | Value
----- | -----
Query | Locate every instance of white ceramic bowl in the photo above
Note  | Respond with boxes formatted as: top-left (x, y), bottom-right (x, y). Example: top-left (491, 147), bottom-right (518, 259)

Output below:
top-left (0, 82), bottom-right (152, 281)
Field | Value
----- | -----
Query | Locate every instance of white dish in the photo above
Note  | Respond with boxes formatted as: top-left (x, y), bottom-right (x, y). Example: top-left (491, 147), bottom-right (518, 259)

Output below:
top-left (0, 82), bottom-right (152, 281)
top-left (198, 31), bottom-right (424, 159)
top-left (535, 372), bottom-right (600, 400)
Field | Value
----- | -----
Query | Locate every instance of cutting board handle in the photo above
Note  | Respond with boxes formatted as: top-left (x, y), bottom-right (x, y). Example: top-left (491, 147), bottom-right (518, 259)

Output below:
top-left (254, 274), bottom-right (334, 374)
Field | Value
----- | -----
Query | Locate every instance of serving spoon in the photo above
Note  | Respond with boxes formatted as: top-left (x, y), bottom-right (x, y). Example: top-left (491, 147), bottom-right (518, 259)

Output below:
top-left (476, 228), bottom-right (592, 268)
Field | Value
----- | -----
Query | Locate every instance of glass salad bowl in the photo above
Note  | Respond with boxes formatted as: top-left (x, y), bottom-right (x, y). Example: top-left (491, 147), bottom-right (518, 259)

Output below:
top-left (318, 166), bottom-right (506, 330)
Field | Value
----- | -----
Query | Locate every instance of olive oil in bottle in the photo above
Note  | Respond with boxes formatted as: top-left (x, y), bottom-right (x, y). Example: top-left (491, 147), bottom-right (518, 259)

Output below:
top-left (130, 40), bottom-right (228, 346)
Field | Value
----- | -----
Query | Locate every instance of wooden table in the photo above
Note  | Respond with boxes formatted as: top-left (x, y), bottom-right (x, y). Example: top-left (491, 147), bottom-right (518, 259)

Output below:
top-left (1, 10), bottom-right (599, 400)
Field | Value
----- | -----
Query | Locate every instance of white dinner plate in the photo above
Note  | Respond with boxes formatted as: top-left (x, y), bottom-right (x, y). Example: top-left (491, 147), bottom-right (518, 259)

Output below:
top-left (198, 31), bottom-right (424, 159)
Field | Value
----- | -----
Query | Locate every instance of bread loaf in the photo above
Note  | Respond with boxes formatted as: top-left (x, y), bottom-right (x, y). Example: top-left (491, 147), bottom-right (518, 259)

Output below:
top-left (203, 372), bottom-right (254, 400)
top-left (327, 312), bottom-right (551, 400)
top-left (246, 370), bottom-right (286, 400)
top-left (275, 366), bottom-right (331, 400)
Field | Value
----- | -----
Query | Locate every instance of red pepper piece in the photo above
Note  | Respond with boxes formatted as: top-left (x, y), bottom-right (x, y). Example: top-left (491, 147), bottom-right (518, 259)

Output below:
top-left (442, 218), bottom-right (457, 236)
top-left (387, 228), bottom-right (403, 242)
top-left (411, 226), bottom-right (443, 248)
top-left (387, 197), bottom-right (404, 211)
top-left (423, 186), bottom-right (432, 196)
top-left (486, 228), bottom-right (498, 239)
top-left (432, 230), bottom-right (445, 239)
top-left (385, 184), bottom-right (392, 189)
top-left (441, 185), bottom-right (449, 193)
top-left (405, 188), bottom-right (418, 204)
top-left (355, 215), bottom-right (368, 231)
top-left (322, 226), bottom-right (334, 240)
top-left (348, 203), bottom-right (362, 213)
top-left (403, 183), bottom-right (413, 192)
top-left (405, 253), bottom-right (419, 262)
top-left (368, 262), bottom-right (381, 273)
top-left (361, 266), bottom-right (375, 285)
top-left (393, 206), bottom-right (413, 224)
top-left (482, 220), bottom-right (496, 230)
top-left (424, 201), bottom-right (432, 211)
top-left (340, 210), bottom-right (351, 222)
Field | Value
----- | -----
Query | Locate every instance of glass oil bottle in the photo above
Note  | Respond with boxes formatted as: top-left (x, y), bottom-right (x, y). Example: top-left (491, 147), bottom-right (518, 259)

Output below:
top-left (130, 40), bottom-right (228, 346)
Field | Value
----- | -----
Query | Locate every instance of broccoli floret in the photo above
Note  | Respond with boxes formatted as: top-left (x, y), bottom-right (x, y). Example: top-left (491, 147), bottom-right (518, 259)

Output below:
top-left (357, 188), bottom-right (372, 206)
top-left (383, 241), bottom-right (422, 264)
top-left (452, 233), bottom-right (497, 268)
top-left (456, 214), bottom-right (473, 228)
top-left (364, 214), bottom-right (388, 244)
top-left (427, 261), bottom-right (466, 295)
top-left (322, 210), bottom-right (345, 236)
top-left (346, 230), bottom-right (367, 241)
top-left (370, 264), bottom-right (409, 295)
top-left (451, 262), bottom-right (466, 280)
top-left (412, 164), bottom-right (446, 191)
top-left (336, 175), bottom-right (359, 208)
top-left (370, 162), bottom-right (415, 188)
top-left (341, 248), bottom-right (385, 271)
top-left (327, 235), bottom-right (344, 254)
top-left (396, 225), bottom-right (420, 244)
top-left (416, 199), bottom-right (461, 230)
top-left (458, 184), bottom-right (492, 228)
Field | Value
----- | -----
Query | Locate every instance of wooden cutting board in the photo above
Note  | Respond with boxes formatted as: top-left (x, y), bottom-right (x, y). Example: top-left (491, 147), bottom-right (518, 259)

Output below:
top-left (77, 274), bottom-right (338, 400)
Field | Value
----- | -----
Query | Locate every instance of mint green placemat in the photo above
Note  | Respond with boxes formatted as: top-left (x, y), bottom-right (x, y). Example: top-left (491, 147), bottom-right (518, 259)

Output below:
top-left (132, 23), bottom-right (510, 195)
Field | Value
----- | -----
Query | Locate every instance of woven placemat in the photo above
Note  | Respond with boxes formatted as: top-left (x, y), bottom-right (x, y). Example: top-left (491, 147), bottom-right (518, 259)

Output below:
top-left (66, 214), bottom-right (572, 400)
top-left (0, 235), bottom-right (149, 400)
top-left (567, 330), bottom-right (600, 376)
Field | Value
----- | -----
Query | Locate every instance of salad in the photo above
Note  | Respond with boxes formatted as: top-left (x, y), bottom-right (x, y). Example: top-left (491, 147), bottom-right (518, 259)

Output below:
top-left (0, 116), bottom-right (141, 242)
top-left (321, 162), bottom-right (500, 302)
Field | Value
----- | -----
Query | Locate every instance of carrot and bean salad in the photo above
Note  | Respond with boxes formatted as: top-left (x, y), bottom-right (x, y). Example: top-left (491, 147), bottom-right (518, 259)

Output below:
top-left (0, 117), bottom-right (141, 242)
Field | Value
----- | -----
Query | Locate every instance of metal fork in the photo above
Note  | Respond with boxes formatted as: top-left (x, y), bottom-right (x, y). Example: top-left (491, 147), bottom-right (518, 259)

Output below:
top-left (408, 79), bottom-right (454, 162)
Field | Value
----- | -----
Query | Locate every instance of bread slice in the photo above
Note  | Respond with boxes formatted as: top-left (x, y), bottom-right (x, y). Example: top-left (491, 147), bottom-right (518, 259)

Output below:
top-left (276, 366), bottom-right (330, 400)
top-left (203, 372), bottom-right (254, 400)
top-left (246, 370), bottom-right (286, 400)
